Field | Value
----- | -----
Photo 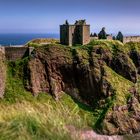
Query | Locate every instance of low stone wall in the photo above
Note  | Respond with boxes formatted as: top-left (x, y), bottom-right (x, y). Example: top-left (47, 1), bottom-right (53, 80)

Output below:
top-left (5, 47), bottom-right (29, 61)
top-left (90, 35), bottom-right (140, 44)
top-left (123, 36), bottom-right (140, 43)
top-left (90, 37), bottom-right (98, 40)
top-left (90, 35), bottom-right (113, 41)
top-left (0, 46), bottom-right (34, 61)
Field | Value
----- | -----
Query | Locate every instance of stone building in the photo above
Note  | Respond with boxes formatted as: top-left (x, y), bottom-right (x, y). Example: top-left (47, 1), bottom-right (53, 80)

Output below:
top-left (106, 35), bottom-right (113, 40)
top-left (60, 20), bottom-right (90, 46)
top-left (123, 36), bottom-right (140, 43)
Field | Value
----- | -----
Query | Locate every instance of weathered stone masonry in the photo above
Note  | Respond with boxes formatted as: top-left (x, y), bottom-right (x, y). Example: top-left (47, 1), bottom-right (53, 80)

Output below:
top-left (60, 20), bottom-right (90, 46)
top-left (0, 46), bottom-right (34, 61)
top-left (123, 36), bottom-right (140, 43)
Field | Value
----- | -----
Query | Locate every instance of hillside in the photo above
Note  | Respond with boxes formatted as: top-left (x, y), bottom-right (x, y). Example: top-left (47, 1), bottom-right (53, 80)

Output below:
top-left (0, 40), bottom-right (140, 139)
top-left (26, 40), bottom-right (140, 135)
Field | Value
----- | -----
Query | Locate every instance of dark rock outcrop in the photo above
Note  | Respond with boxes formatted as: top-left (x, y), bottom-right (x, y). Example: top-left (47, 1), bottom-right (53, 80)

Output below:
top-left (110, 52), bottom-right (137, 83)
top-left (125, 42), bottom-right (140, 74)
top-left (130, 50), bottom-right (140, 74)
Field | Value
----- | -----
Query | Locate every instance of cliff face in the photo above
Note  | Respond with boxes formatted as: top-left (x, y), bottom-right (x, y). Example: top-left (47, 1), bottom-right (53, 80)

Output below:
top-left (25, 41), bottom-right (140, 135)
top-left (0, 51), bottom-right (6, 98)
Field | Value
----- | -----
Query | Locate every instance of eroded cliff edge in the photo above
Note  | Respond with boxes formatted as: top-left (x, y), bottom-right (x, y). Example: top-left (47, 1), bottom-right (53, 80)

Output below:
top-left (23, 40), bottom-right (140, 135)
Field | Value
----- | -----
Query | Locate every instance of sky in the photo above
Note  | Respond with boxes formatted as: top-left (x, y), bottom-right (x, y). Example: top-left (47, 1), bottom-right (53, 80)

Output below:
top-left (0, 0), bottom-right (140, 35)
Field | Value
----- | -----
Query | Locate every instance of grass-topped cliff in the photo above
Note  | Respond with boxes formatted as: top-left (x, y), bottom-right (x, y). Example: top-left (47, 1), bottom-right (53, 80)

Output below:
top-left (0, 59), bottom-right (94, 140)
top-left (0, 39), bottom-right (140, 139)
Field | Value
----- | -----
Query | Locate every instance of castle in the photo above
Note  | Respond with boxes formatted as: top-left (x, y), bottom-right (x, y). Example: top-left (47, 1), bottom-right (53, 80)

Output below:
top-left (60, 20), bottom-right (140, 46)
top-left (60, 20), bottom-right (90, 46)
top-left (0, 19), bottom-right (139, 61)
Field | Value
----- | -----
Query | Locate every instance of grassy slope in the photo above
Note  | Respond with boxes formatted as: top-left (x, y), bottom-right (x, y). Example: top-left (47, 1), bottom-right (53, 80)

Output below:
top-left (105, 65), bottom-right (134, 106)
top-left (38, 40), bottom-right (136, 124)
top-left (0, 59), bottom-right (94, 140)
top-left (0, 40), bottom-right (139, 139)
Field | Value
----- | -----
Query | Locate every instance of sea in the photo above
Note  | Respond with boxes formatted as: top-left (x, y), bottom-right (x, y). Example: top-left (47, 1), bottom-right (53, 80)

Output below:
top-left (0, 33), bottom-right (59, 46)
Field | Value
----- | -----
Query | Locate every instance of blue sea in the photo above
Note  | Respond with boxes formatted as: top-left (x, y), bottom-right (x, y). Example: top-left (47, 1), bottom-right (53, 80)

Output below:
top-left (0, 33), bottom-right (59, 46)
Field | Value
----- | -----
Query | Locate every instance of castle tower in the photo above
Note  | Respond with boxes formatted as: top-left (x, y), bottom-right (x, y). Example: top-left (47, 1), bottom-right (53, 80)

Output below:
top-left (60, 20), bottom-right (90, 46)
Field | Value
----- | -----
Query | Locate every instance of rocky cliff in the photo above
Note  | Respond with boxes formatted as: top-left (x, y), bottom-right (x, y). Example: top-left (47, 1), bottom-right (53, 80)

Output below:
top-left (23, 40), bottom-right (140, 135)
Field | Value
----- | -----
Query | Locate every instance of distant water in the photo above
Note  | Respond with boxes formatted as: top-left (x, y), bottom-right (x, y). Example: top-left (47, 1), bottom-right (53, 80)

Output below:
top-left (0, 33), bottom-right (59, 46)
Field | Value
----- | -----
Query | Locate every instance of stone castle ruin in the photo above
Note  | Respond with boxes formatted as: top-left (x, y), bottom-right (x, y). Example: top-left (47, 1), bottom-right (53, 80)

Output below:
top-left (60, 20), bottom-right (140, 45)
top-left (91, 34), bottom-right (140, 44)
top-left (0, 19), bottom-right (139, 61)
top-left (60, 20), bottom-right (90, 46)
top-left (123, 36), bottom-right (140, 43)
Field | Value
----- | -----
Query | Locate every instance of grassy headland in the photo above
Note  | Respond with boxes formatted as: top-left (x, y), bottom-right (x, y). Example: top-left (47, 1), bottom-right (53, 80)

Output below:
top-left (0, 39), bottom-right (140, 139)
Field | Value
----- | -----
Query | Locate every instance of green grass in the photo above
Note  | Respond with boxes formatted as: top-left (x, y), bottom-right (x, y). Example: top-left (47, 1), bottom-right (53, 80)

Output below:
top-left (0, 40), bottom-right (139, 139)
top-left (0, 59), bottom-right (95, 140)
top-left (104, 65), bottom-right (134, 106)
top-left (88, 39), bottom-right (127, 55)
top-left (71, 48), bottom-right (89, 65)
top-left (92, 65), bottom-right (134, 131)
top-left (124, 42), bottom-right (140, 52)
top-left (26, 38), bottom-right (60, 46)
top-left (89, 39), bottom-right (123, 48)
top-left (0, 94), bottom-right (95, 140)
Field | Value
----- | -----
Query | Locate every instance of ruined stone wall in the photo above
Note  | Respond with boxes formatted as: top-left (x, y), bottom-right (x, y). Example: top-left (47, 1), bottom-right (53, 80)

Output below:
top-left (107, 35), bottom-right (113, 40)
top-left (90, 37), bottom-right (98, 40)
top-left (73, 25), bottom-right (83, 45)
top-left (123, 36), bottom-right (140, 43)
top-left (90, 35), bottom-right (113, 41)
top-left (60, 25), bottom-right (69, 45)
top-left (82, 25), bottom-right (90, 45)
top-left (0, 47), bottom-right (34, 61)
top-left (69, 25), bottom-right (76, 46)
top-left (60, 24), bottom-right (90, 46)
top-left (5, 47), bottom-right (29, 61)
